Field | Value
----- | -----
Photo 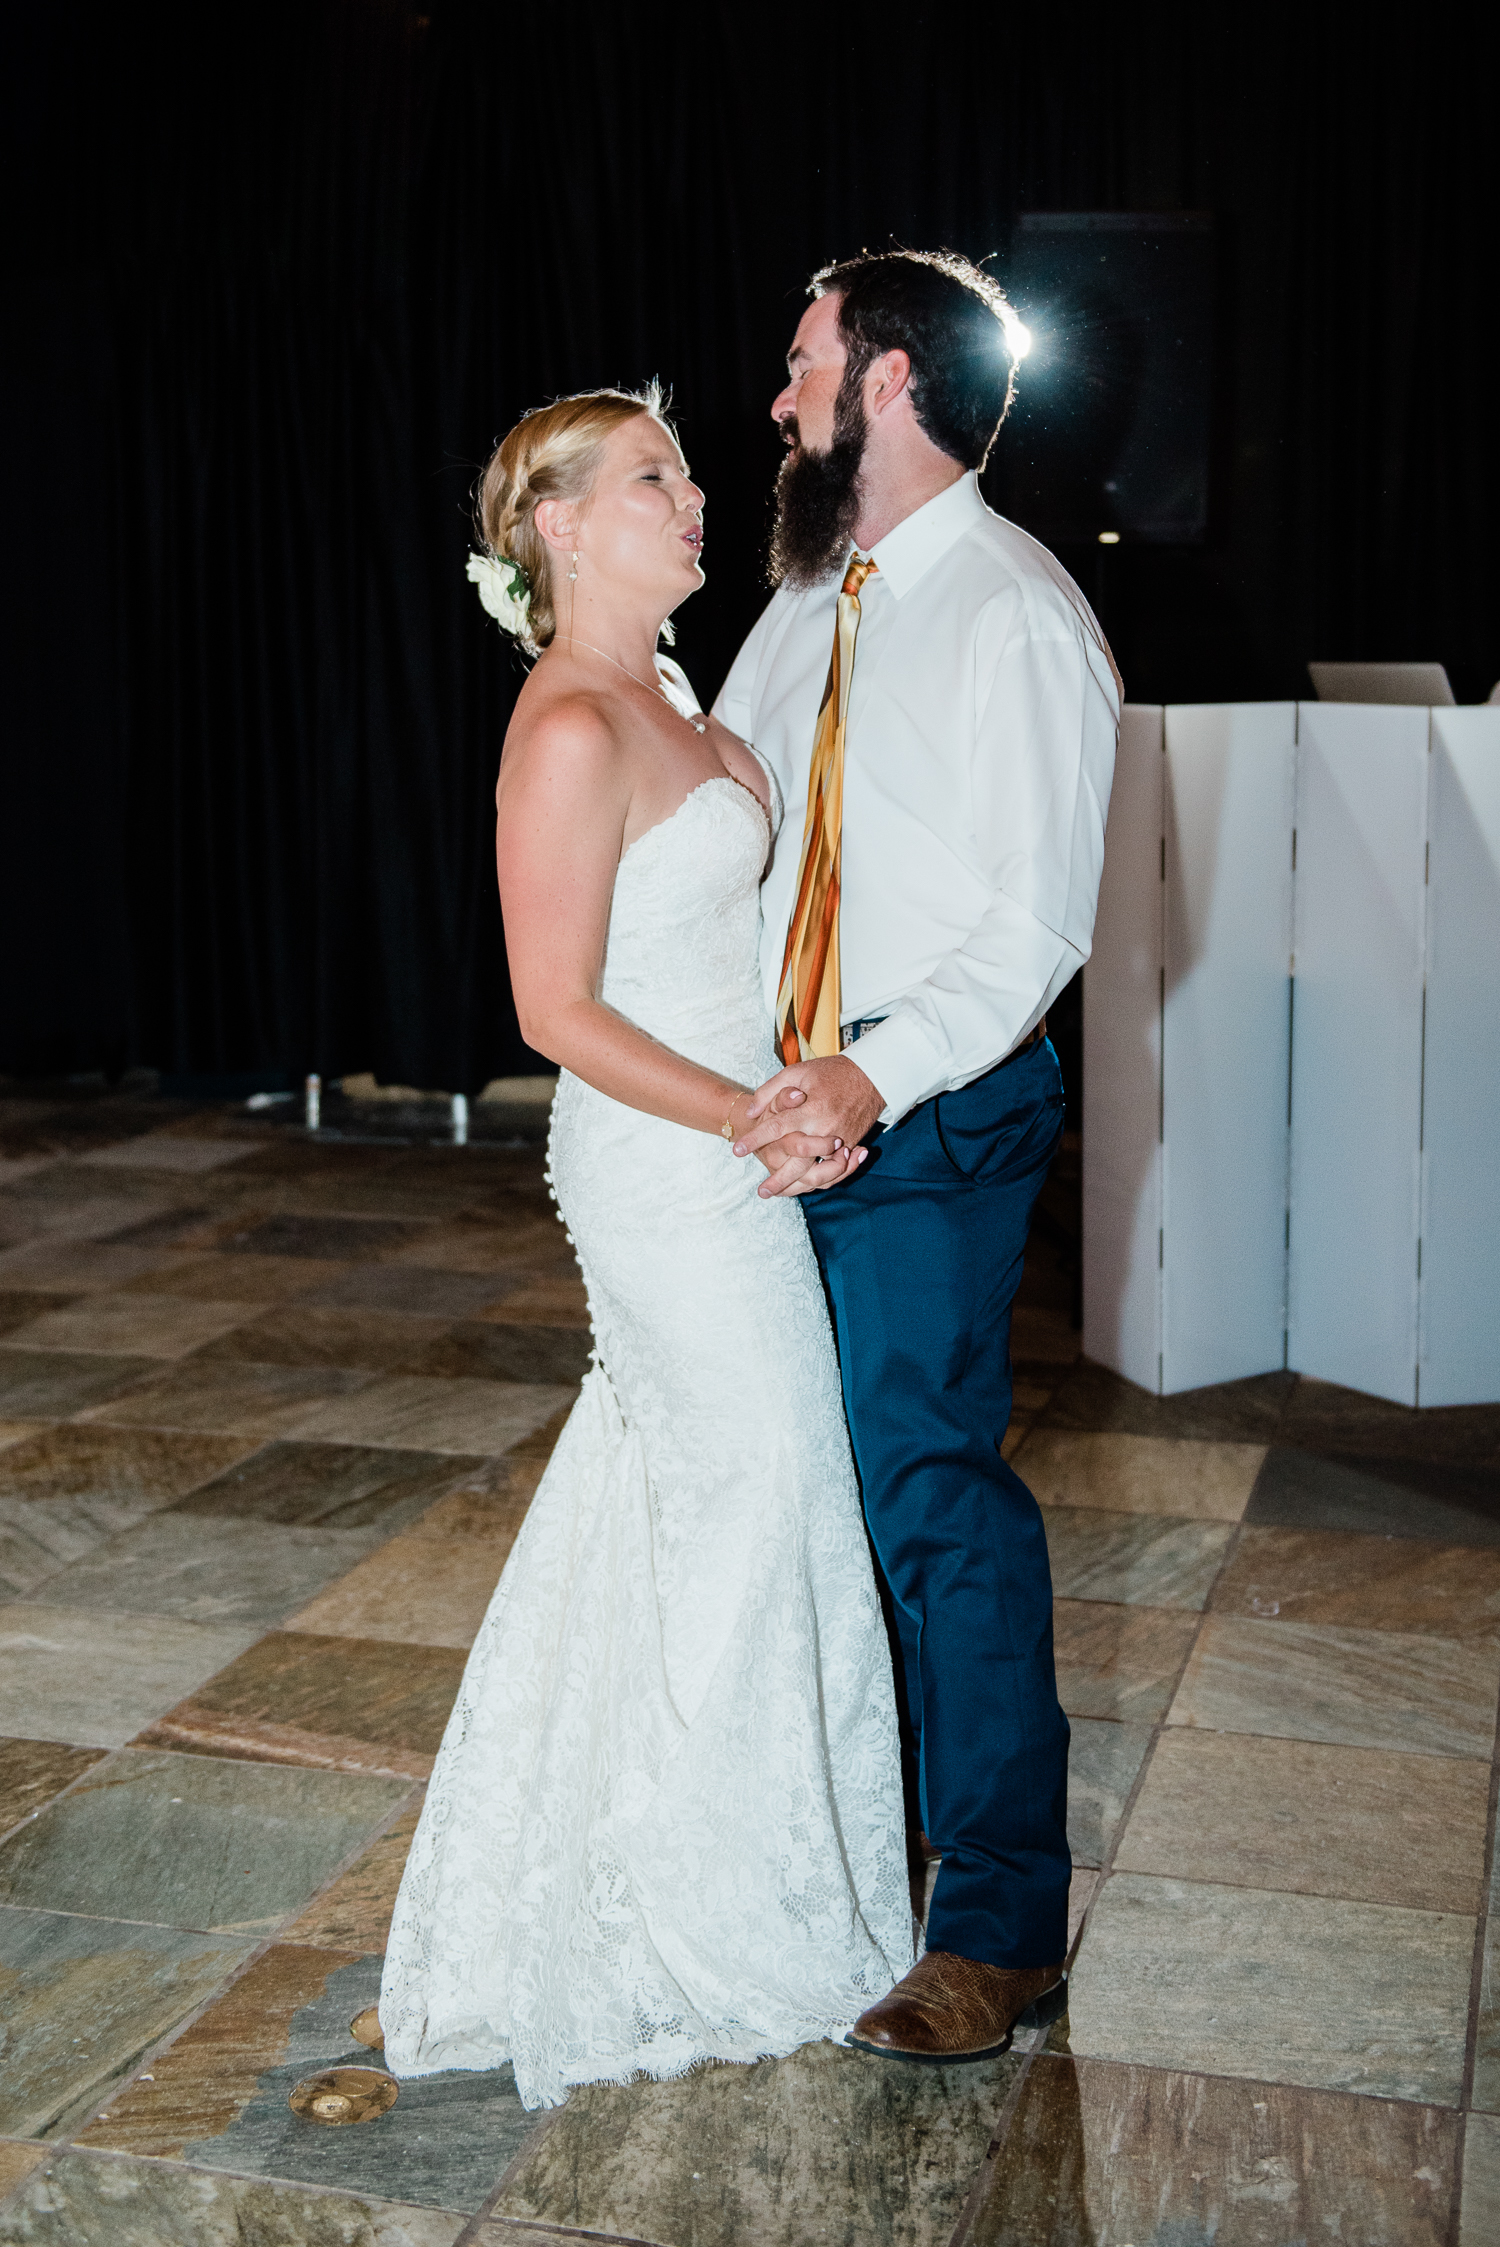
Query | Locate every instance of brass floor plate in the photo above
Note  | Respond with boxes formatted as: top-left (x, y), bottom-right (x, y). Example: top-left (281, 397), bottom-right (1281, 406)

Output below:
top-left (288, 2066), bottom-right (398, 2125)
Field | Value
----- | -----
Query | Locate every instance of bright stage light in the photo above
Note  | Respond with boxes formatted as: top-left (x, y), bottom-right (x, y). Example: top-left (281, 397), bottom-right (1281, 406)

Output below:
top-left (1003, 312), bottom-right (1033, 362)
top-left (1098, 531), bottom-right (1121, 545)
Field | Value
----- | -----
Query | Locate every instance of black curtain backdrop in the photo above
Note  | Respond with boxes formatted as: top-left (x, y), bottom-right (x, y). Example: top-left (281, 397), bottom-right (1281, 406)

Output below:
top-left (4, 3), bottom-right (1494, 1088)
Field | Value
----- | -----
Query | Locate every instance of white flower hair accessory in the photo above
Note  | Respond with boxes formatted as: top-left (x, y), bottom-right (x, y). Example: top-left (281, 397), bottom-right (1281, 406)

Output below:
top-left (467, 551), bottom-right (532, 638)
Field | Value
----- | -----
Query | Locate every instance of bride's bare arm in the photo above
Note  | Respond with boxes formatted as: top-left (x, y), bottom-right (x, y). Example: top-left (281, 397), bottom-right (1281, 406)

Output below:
top-left (497, 697), bottom-right (844, 1163)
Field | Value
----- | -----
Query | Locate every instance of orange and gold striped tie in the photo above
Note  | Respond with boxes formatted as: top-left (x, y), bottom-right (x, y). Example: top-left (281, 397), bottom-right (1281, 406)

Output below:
top-left (775, 556), bottom-right (877, 1065)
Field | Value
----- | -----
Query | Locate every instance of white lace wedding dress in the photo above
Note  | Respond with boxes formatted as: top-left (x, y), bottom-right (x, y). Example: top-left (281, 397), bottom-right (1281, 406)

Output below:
top-left (380, 767), bottom-right (912, 2111)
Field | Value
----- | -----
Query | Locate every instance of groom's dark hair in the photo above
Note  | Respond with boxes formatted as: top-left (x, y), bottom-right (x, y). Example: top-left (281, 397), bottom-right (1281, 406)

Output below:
top-left (810, 248), bottom-right (1022, 472)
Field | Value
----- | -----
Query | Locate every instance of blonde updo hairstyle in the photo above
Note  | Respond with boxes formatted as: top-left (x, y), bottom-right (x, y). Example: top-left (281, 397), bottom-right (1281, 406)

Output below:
top-left (477, 382), bottom-right (667, 655)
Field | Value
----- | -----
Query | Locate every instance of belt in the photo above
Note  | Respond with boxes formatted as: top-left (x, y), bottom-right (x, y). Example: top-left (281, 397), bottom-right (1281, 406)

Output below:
top-left (841, 1015), bottom-right (1048, 1066)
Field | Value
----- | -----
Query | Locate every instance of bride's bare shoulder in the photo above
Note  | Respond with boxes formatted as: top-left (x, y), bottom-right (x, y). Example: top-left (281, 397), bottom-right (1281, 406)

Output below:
top-left (495, 681), bottom-right (633, 886)
top-left (498, 672), bottom-right (627, 809)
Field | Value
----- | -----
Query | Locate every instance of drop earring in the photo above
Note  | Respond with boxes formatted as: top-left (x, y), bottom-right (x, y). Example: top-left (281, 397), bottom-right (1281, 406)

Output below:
top-left (568, 551), bottom-right (579, 581)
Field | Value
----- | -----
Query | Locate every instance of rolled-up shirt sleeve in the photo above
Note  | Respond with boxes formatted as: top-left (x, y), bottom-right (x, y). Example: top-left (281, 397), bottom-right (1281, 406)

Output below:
top-left (850, 590), bottom-right (1119, 1127)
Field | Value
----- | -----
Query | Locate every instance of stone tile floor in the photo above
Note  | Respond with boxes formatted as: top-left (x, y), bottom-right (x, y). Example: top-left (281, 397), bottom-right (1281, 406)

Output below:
top-left (0, 1081), bottom-right (1496, 2243)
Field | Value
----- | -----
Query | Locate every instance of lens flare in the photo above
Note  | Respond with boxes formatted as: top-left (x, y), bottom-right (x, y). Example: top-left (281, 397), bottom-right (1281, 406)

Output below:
top-left (1003, 312), bottom-right (1034, 363)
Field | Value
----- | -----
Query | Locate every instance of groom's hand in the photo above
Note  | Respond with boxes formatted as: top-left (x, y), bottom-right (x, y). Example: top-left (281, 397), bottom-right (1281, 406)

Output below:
top-left (734, 1055), bottom-right (884, 1198)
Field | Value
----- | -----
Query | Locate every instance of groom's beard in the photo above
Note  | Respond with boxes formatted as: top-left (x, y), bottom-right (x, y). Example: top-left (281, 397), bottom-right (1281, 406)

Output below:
top-left (768, 398), bottom-right (870, 590)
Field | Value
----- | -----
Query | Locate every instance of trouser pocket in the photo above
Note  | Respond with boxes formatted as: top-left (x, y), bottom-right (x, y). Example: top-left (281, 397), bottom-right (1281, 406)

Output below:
top-left (933, 1043), bottom-right (1065, 1186)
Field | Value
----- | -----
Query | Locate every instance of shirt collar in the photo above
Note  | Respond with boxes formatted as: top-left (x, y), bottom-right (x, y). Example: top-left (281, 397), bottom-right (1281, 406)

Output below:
top-left (865, 471), bottom-right (987, 600)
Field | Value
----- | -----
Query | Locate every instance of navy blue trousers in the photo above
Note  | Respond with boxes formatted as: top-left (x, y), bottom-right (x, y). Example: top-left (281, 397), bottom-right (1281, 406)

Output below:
top-left (802, 1036), bottom-right (1070, 1968)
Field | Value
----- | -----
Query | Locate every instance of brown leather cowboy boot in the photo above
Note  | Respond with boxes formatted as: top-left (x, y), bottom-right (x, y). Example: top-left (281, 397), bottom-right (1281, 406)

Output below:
top-left (847, 1950), bottom-right (1068, 2064)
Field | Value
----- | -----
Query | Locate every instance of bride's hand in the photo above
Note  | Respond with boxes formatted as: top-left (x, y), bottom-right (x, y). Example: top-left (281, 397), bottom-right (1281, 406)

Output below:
top-left (755, 1130), bottom-right (837, 1176)
top-left (756, 1138), bottom-right (868, 1197)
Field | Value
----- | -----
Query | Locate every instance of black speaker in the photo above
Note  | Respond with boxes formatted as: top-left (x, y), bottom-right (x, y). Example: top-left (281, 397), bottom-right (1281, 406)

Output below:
top-left (991, 213), bottom-right (1216, 547)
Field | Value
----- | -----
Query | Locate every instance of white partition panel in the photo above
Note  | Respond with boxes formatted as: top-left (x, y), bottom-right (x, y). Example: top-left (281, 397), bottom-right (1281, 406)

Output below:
top-left (1083, 705), bottom-right (1163, 1390)
top-left (1420, 710), bottom-right (1500, 1405)
top-left (1161, 705), bottom-right (1296, 1391)
top-left (1288, 705), bottom-right (1429, 1405)
top-left (1084, 698), bottom-right (1499, 1409)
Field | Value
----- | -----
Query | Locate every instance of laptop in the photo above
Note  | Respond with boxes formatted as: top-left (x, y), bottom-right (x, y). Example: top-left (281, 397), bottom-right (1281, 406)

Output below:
top-left (1307, 662), bottom-right (1456, 706)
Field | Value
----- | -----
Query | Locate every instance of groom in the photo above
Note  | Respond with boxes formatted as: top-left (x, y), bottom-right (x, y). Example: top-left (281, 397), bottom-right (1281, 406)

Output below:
top-left (716, 249), bottom-right (1119, 2061)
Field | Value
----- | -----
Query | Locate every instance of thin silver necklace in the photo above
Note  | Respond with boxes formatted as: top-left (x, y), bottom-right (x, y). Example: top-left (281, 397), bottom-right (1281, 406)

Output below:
top-left (549, 638), bottom-right (707, 734)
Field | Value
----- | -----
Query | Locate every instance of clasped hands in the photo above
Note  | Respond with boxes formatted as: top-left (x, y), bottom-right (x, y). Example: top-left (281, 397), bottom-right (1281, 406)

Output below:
top-left (729, 1054), bottom-right (884, 1198)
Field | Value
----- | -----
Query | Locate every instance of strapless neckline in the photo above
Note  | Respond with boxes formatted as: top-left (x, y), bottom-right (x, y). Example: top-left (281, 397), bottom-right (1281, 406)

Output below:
top-left (620, 774), bottom-right (769, 868)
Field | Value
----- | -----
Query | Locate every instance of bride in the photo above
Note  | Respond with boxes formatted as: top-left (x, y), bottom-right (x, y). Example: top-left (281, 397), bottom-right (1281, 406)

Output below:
top-left (379, 385), bottom-right (912, 2110)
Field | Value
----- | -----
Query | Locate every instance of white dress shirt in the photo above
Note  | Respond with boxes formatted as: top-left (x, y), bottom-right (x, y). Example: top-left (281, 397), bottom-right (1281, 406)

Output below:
top-left (713, 473), bottom-right (1120, 1127)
